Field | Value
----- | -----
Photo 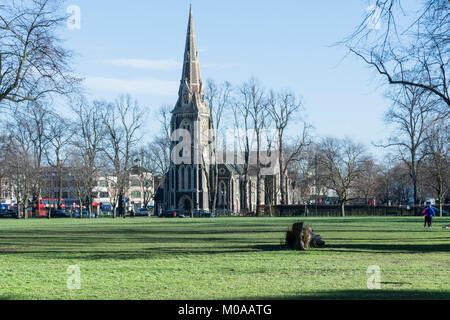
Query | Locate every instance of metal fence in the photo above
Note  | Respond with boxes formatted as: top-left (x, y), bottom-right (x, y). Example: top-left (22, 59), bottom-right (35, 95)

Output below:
top-left (258, 204), bottom-right (450, 217)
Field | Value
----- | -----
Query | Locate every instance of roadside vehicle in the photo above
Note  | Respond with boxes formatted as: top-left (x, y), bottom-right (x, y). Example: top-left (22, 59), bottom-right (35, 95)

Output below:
top-left (193, 209), bottom-right (214, 218)
top-left (0, 203), bottom-right (8, 213)
top-left (0, 210), bottom-right (17, 218)
top-left (136, 208), bottom-right (149, 216)
top-left (50, 208), bottom-right (71, 218)
top-left (36, 199), bottom-right (71, 216)
top-left (5, 204), bottom-right (28, 218)
top-left (74, 209), bottom-right (95, 218)
top-left (162, 209), bottom-right (185, 218)
top-left (101, 203), bottom-right (113, 213)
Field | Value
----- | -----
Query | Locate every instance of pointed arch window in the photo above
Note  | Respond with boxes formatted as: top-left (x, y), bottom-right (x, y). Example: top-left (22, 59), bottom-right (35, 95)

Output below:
top-left (219, 181), bottom-right (227, 205)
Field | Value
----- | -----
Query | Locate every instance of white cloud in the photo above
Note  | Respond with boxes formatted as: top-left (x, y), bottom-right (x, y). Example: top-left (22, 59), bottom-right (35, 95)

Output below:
top-left (202, 62), bottom-right (239, 70)
top-left (102, 58), bottom-right (181, 70)
top-left (102, 57), bottom-right (237, 71)
top-left (84, 76), bottom-right (179, 96)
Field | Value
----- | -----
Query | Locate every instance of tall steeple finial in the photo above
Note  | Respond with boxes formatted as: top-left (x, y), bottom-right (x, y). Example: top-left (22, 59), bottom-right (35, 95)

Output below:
top-left (176, 4), bottom-right (204, 109)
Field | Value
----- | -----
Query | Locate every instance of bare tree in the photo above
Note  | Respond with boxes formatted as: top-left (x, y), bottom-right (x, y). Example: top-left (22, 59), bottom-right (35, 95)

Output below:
top-left (3, 112), bottom-right (36, 219)
top-left (248, 80), bottom-right (267, 214)
top-left (423, 118), bottom-right (449, 216)
top-left (202, 79), bottom-right (232, 214)
top-left (390, 161), bottom-right (414, 205)
top-left (377, 86), bottom-right (438, 204)
top-left (144, 105), bottom-right (172, 214)
top-left (0, 133), bottom-right (7, 197)
top-left (293, 144), bottom-right (320, 206)
top-left (71, 100), bottom-right (104, 218)
top-left (318, 137), bottom-right (366, 217)
top-left (232, 85), bottom-right (251, 212)
top-left (44, 112), bottom-right (73, 212)
top-left (267, 90), bottom-right (311, 204)
top-left (68, 150), bottom-right (87, 217)
top-left (355, 155), bottom-right (379, 204)
top-left (373, 154), bottom-right (396, 205)
top-left (151, 105), bottom-right (172, 174)
top-left (133, 146), bottom-right (160, 213)
top-left (343, 0), bottom-right (449, 108)
top-left (0, 0), bottom-right (80, 106)
top-left (3, 101), bottom-right (51, 216)
top-left (101, 95), bottom-right (144, 218)
top-left (234, 79), bottom-right (267, 213)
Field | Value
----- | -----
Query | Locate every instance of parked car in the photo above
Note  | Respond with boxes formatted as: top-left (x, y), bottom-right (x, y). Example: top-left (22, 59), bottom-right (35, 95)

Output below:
top-left (136, 208), bottom-right (149, 216)
top-left (101, 204), bottom-right (113, 212)
top-left (3, 206), bottom-right (26, 218)
top-left (0, 210), bottom-right (18, 218)
top-left (162, 209), bottom-right (185, 218)
top-left (423, 198), bottom-right (436, 205)
top-left (74, 209), bottom-right (95, 218)
top-left (193, 209), bottom-right (214, 218)
top-left (50, 208), bottom-right (71, 218)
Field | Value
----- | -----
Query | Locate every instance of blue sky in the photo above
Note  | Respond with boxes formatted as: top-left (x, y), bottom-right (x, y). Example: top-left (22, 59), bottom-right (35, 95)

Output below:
top-left (60, 0), bottom-right (398, 159)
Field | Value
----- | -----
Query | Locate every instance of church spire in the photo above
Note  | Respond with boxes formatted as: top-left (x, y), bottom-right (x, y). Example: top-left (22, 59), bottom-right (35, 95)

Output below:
top-left (176, 5), bottom-right (205, 110)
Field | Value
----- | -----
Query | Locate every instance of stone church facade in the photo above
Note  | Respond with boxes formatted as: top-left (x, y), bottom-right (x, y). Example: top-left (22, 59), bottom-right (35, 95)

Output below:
top-left (155, 7), bottom-right (293, 216)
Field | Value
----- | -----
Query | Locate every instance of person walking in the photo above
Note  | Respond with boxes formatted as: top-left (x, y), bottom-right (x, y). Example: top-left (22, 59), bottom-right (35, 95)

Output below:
top-left (422, 202), bottom-right (436, 229)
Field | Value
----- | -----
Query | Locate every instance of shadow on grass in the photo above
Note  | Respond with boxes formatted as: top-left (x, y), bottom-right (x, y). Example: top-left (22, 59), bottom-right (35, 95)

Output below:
top-left (0, 245), bottom-right (276, 260)
top-left (1, 218), bottom-right (449, 260)
top-left (240, 289), bottom-right (450, 300)
top-left (322, 243), bottom-right (450, 254)
top-left (0, 295), bottom-right (25, 300)
top-left (1, 240), bottom-right (448, 260)
top-left (0, 228), bottom-right (285, 237)
top-left (1, 289), bottom-right (448, 300)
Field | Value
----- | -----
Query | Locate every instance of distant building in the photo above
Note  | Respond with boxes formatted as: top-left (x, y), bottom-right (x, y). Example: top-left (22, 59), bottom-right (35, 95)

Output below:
top-left (39, 166), bottom-right (154, 211)
top-left (0, 178), bottom-right (14, 203)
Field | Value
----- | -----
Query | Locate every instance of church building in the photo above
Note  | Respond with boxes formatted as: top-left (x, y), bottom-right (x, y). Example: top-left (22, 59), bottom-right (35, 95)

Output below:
top-left (155, 6), bottom-right (293, 216)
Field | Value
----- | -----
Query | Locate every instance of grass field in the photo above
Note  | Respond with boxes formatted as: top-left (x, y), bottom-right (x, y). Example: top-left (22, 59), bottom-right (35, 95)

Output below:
top-left (0, 216), bottom-right (449, 300)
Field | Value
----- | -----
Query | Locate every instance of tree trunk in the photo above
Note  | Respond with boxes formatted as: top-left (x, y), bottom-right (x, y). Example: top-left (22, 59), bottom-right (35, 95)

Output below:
top-left (24, 198), bottom-right (29, 219)
top-left (58, 167), bottom-right (63, 209)
top-left (243, 174), bottom-right (248, 212)
top-left (212, 166), bottom-right (218, 215)
top-left (16, 200), bottom-right (22, 219)
top-left (78, 199), bottom-right (83, 219)
top-left (340, 200), bottom-right (345, 217)
top-left (279, 137), bottom-right (284, 204)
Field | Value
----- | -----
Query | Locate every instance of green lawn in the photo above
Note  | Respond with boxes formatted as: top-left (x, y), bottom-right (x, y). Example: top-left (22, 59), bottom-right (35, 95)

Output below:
top-left (0, 216), bottom-right (449, 300)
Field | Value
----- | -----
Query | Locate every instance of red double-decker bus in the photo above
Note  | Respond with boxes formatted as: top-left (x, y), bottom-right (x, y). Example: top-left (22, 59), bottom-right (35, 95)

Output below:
top-left (36, 199), bottom-right (57, 216)
top-left (36, 199), bottom-right (74, 216)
